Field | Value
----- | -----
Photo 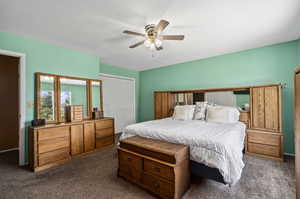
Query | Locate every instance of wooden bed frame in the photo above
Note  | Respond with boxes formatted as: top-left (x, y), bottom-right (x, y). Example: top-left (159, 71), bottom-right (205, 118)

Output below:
top-left (153, 83), bottom-right (284, 184)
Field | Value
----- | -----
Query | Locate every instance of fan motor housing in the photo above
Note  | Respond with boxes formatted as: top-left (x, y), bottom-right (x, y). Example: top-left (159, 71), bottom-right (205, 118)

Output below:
top-left (145, 24), bottom-right (157, 40)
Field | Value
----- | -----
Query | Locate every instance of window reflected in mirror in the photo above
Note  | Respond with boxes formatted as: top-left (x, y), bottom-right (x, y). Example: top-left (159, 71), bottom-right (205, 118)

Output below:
top-left (60, 78), bottom-right (88, 120)
top-left (39, 75), bottom-right (55, 121)
top-left (91, 81), bottom-right (102, 111)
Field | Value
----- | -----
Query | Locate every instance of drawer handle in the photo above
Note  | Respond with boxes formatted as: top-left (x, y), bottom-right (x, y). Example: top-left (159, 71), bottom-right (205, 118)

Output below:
top-left (127, 157), bottom-right (132, 162)
top-left (154, 167), bottom-right (160, 172)
top-left (154, 183), bottom-right (160, 189)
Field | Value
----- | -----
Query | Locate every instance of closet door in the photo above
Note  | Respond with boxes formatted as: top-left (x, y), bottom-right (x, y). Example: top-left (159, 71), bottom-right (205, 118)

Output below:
top-left (251, 87), bottom-right (265, 129)
top-left (264, 86), bottom-right (280, 131)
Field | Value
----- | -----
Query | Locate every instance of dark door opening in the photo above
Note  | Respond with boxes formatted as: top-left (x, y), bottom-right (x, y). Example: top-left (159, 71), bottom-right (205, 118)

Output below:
top-left (0, 55), bottom-right (19, 154)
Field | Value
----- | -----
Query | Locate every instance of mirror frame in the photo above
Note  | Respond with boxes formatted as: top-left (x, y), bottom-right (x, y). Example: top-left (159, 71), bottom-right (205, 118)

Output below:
top-left (35, 72), bottom-right (103, 123)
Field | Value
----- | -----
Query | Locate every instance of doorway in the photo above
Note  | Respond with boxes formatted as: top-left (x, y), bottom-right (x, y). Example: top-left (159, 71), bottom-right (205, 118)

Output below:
top-left (0, 49), bottom-right (27, 166)
top-left (0, 55), bottom-right (19, 155)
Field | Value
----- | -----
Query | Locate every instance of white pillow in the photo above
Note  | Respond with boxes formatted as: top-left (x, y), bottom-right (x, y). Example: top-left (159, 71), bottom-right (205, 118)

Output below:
top-left (193, 101), bottom-right (208, 120)
top-left (172, 105), bottom-right (195, 121)
top-left (206, 106), bottom-right (240, 123)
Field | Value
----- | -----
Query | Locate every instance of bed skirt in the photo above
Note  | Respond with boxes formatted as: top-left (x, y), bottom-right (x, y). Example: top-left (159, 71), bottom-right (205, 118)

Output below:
top-left (190, 160), bottom-right (226, 184)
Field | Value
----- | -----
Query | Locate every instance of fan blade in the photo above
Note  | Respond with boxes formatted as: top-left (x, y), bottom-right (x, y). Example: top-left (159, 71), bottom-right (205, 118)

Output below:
top-left (155, 20), bottom-right (169, 34)
top-left (129, 40), bottom-right (145, 48)
top-left (160, 35), bottom-right (184, 40)
top-left (123, 30), bottom-right (145, 37)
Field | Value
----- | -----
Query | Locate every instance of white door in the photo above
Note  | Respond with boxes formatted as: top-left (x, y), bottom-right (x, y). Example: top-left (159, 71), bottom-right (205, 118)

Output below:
top-left (100, 74), bottom-right (135, 133)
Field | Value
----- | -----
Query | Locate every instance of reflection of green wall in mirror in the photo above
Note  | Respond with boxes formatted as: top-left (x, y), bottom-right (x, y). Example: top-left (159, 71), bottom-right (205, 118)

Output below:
top-left (235, 94), bottom-right (250, 108)
top-left (92, 84), bottom-right (101, 110)
top-left (60, 83), bottom-right (88, 118)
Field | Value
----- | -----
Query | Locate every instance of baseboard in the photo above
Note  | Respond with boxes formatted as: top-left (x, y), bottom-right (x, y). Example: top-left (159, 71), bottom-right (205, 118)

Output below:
top-left (0, 148), bottom-right (18, 154)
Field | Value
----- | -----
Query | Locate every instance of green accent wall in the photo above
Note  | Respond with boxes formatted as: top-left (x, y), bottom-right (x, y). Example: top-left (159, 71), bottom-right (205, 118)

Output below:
top-left (0, 32), bottom-right (139, 163)
top-left (139, 40), bottom-right (300, 154)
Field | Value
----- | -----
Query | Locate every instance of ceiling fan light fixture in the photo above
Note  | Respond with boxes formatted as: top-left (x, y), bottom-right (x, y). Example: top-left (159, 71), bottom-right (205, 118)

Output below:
top-left (155, 39), bottom-right (162, 48)
top-left (123, 19), bottom-right (184, 51)
top-left (149, 43), bottom-right (156, 51)
top-left (144, 39), bottom-right (152, 48)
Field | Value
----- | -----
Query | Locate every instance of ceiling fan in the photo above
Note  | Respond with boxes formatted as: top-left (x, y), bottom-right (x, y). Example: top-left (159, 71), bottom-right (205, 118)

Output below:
top-left (123, 19), bottom-right (184, 51)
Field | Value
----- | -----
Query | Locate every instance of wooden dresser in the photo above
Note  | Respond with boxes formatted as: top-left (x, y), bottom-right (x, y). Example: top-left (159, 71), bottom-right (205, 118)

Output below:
top-left (29, 118), bottom-right (114, 171)
top-left (118, 136), bottom-right (190, 199)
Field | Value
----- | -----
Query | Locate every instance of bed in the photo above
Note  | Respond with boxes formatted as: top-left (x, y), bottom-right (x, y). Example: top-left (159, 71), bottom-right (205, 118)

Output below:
top-left (119, 118), bottom-right (246, 186)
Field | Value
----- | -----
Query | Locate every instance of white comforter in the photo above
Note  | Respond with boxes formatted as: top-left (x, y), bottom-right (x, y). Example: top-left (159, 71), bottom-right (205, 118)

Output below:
top-left (120, 118), bottom-right (246, 185)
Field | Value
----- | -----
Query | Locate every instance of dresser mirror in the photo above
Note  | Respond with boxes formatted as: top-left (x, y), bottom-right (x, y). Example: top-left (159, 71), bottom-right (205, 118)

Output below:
top-left (59, 77), bottom-right (88, 121)
top-left (35, 73), bottom-right (103, 123)
top-left (37, 74), bottom-right (57, 122)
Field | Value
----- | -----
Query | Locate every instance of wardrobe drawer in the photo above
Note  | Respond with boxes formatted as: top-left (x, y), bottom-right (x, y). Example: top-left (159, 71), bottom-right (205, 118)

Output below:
top-left (38, 137), bottom-right (70, 154)
top-left (38, 147), bottom-right (70, 166)
top-left (142, 173), bottom-right (173, 198)
top-left (247, 131), bottom-right (281, 146)
top-left (248, 143), bottom-right (280, 157)
top-left (95, 128), bottom-right (113, 139)
top-left (144, 159), bottom-right (174, 181)
top-left (95, 119), bottom-right (113, 130)
top-left (119, 150), bottom-right (143, 171)
top-left (38, 126), bottom-right (69, 141)
top-left (119, 166), bottom-right (142, 183)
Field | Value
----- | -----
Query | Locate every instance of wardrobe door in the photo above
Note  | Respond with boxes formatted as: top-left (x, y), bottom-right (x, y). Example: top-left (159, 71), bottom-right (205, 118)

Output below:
top-left (251, 87), bottom-right (265, 129)
top-left (264, 86), bottom-right (280, 131)
top-left (161, 92), bottom-right (169, 118)
top-left (70, 125), bottom-right (84, 156)
top-left (295, 73), bottom-right (300, 199)
top-left (155, 92), bottom-right (163, 119)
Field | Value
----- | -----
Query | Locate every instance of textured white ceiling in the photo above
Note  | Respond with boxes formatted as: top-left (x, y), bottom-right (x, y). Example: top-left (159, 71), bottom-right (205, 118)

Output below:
top-left (0, 0), bottom-right (300, 71)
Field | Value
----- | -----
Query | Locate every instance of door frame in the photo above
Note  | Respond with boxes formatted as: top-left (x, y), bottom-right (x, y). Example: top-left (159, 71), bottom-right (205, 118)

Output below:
top-left (0, 49), bottom-right (26, 166)
top-left (99, 73), bottom-right (136, 125)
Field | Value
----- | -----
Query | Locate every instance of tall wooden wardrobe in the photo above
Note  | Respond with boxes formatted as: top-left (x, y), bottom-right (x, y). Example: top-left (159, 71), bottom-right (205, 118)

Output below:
top-left (294, 67), bottom-right (300, 199)
top-left (246, 85), bottom-right (283, 162)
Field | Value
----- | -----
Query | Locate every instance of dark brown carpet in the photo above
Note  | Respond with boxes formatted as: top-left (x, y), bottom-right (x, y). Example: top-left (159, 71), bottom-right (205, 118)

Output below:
top-left (0, 145), bottom-right (295, 199)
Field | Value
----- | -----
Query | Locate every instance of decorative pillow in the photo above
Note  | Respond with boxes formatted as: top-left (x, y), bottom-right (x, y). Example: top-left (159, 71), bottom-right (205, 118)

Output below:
top-left (193, 101), bottom-right (208, 120)
top-left (172, 105), bottom-right (195, 121)
top-left (206, 106), bottom-right (240, 123)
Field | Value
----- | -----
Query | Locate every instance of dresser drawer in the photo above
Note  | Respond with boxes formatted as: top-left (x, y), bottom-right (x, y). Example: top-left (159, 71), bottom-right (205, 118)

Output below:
top-left (95, 136), bottom-right (114, 149)
top-left (142, 173), bottom-right (173, 198)
top-left (95, 128), bottom-right (113, 139)
top-left (38, 126), bottom-right (70, 141)
top-left (38, 137), bottom-right (70, 154)
top-left (119, 150), bottom-right (143, 171)
top-left (95, 119), bottom-right (113, 130)
top-left (38, 147), bottom-right (70, 166)
top-left (247, 131), bottom-right (281, 146)
top-left (144, 159), bottom-right (174, 181)
top-left (248, 143), bottom-right (280, 157)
